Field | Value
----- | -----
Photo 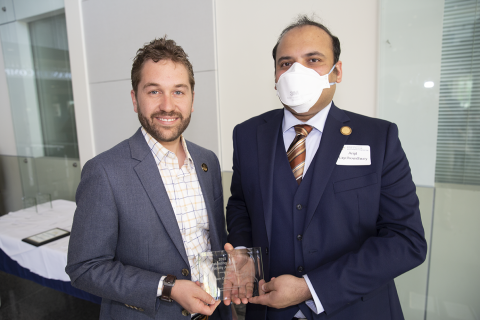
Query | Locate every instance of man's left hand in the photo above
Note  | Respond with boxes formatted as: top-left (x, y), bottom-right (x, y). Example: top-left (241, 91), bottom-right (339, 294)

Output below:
top-left (248, 275), bottom-right (312, 309)
top-left (222, 243), bottom-right (256, 305)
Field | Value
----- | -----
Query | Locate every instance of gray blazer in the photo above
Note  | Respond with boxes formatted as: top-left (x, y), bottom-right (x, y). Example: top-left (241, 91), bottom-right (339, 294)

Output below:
top-left (66, 128), bottom-right (230, 320)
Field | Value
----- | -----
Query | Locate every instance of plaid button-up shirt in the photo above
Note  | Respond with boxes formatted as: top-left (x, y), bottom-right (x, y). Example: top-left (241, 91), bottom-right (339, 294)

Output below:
top-left (142, 128), bottom-right (211, 283)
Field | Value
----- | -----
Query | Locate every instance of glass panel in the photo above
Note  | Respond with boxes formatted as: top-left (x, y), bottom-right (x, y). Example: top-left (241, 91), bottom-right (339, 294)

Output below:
top-left (0, 155), bottom-right (23, 216)
top-left (379, 0), bottom-right (480, 319)
top-left (378, 0), bottom-right (444, 318)
top-left (0, 1), bottom-right (80, 205)
top-left (435, 0), bottom-right (480, 186)
top-left (29, 14), bottom-right (78, 159)
top-left (426, 183), bottom-right (480, 319)
top-left (378, 0), bottom-right (444, 188)
top-left (425, 1), bottom-right (480, 319)
top-left (394, 186), bottom-right (434, 320)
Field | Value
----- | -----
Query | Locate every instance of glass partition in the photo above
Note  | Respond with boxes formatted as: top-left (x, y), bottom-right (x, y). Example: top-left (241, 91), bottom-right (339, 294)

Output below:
top-left (0, 1), bottom-right (80, 207)
top-left (379, 0), bottom-right (480, 319)
top-left (29, 14), bottom-right (78, 159)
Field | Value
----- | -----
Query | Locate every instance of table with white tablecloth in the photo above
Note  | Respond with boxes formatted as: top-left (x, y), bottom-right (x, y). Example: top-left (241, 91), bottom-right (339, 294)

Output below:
top-left (0, 200), bottom-right (100, 303)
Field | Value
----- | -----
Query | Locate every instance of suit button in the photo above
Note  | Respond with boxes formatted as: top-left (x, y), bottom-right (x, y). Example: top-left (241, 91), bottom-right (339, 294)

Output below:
top-left (297, 266), bottom-right (304, 273)
top-left (182, 309), bottom-right (190, 316)
top-left (265, 247), bottom-right (269, 255)
top-left (297, 234), bottom-right (303, 241)
top-left (182, 268), bottom-right (189, 276)
top-left (296, 204), bottom-right (302, 210)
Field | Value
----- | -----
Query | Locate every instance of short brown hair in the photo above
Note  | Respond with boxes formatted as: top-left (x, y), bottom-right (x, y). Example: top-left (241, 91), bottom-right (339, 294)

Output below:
top-left (131, 36), bottom-right (195, 95)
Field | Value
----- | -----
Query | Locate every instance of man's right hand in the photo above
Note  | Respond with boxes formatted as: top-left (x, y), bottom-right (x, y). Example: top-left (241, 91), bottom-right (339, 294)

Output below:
top-left (171, 280), bottom-right (221, 315)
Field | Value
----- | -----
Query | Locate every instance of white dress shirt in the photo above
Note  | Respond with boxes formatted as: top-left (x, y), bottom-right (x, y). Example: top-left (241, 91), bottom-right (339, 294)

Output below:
top-left (282, 102), bottom-right (332, 316)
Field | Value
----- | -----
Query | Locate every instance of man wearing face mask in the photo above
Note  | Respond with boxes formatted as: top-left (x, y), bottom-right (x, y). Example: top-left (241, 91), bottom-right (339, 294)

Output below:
top-left (225, 15), bottom-right (427, 320)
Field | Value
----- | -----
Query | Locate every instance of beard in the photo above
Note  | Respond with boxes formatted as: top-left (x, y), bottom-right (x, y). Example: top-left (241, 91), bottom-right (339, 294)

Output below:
top-left (137, 107), bottom-right (191, 144)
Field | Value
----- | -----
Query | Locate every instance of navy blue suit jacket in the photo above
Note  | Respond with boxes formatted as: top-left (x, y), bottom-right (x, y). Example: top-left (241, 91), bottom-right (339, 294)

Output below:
top-left (226, 103), bottom-right (427, 319)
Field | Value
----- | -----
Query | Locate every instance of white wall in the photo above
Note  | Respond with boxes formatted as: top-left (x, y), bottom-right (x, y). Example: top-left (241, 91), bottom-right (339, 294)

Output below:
top-left (378, 0), bottom-right (444, 187)
top-left (215, 0), bottom-right (379, 171)
top-left (80, 0), bottom-right (221, 158)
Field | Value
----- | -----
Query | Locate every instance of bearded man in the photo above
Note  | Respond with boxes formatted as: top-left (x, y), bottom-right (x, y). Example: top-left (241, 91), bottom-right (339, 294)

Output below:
top-left (66, 37), bottom-right (230, 320)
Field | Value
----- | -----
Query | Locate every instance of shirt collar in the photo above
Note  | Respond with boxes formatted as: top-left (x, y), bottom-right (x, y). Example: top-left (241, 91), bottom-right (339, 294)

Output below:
top-left (282, 101), bottom-right (332, 134)
top-left (141, 127), bottom-right (194, 170)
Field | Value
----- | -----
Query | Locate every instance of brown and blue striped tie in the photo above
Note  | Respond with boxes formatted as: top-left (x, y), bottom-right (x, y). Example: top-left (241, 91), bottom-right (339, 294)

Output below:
top-left (287, 125), bottom-right (313, 185)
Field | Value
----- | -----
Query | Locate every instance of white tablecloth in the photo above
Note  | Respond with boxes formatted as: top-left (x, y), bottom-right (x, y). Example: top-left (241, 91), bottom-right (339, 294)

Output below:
top-left (0, 200), bottom-right (76, 281)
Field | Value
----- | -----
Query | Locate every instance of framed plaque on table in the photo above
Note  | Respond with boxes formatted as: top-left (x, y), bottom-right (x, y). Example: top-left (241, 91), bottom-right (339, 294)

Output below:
top-left (22, 228), bottom-right (70, 247)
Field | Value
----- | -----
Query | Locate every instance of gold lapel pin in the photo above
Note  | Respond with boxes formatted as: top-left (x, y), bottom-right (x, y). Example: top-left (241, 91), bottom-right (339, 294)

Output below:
top-left (340, 126), bottom-right (352, 136)
top-left (201, 163), bottom-right (208, 172)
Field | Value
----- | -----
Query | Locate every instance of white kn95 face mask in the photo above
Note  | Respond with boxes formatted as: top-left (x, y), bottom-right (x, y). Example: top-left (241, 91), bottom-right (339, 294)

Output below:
top-left (275, 62), bottom-right (337, 114)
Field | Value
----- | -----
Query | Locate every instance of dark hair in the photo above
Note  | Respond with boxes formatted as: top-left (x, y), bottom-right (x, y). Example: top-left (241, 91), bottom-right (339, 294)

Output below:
top-left (131, 36), bottom-right (195, 95)
top-left (272, 15), bottom-right (341, 66)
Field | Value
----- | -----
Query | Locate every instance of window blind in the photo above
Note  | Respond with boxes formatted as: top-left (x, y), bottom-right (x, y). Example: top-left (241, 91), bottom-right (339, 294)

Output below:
top-left (435, 0), bottom-right (480, 185)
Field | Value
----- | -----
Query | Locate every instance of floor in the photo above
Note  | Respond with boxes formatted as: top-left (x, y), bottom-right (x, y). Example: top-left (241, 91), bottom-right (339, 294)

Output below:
top-left (0, 271), bottom-right (100, 320)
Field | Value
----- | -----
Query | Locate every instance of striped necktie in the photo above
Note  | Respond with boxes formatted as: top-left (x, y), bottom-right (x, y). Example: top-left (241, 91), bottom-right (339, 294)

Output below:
top-left (287, 125), bottom-right (313, 185)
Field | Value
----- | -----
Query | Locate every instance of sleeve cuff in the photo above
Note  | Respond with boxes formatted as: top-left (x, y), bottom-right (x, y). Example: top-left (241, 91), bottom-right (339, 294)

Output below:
top-left (303, 274), bottom-right (324, 314)
top-left (157, 275), bottom-right (166, 296)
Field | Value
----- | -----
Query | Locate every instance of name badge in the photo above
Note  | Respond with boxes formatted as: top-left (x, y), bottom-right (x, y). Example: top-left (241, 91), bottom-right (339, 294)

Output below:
top-left (336, 145), bottom-right (371, 166)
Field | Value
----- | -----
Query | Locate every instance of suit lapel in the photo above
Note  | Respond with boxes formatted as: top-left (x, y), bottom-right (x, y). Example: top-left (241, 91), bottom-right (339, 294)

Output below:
top-left (305, 104), bottom-right (351, 230)
top-left (129, 129), bottom-right (189, 266)
top-left (257, 110), bottom-right (283, 244)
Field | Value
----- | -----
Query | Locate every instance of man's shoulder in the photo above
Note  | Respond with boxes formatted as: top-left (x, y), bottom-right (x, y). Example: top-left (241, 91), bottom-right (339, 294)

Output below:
top-left (343, 109), bottom-right (389, 123)
top-left (235, 109), bottom-right (283, 130)
top-left (84, 129), bottom-right (142, 167)
top-left (338, 107), bottom-right (393, 132)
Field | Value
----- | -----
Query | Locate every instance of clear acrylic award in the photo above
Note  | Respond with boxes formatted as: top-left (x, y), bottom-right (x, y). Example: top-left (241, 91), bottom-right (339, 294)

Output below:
top-left (197, 247), bottom-right (264, 301)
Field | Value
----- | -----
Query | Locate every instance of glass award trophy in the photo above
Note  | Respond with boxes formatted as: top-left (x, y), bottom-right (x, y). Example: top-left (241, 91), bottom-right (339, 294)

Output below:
top-left (197, 247), bottom-right (264, 301)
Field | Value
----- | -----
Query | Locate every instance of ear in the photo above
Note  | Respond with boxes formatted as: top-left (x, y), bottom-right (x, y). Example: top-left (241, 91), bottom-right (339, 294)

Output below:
top-left (274, 70), bottom-right (278, 90)
top-left (191, 91), bottom-right (195, 113)
top-left (333, 61), bottom-right (343, 83)
top-left (131, 90), bottom-right (138, 113)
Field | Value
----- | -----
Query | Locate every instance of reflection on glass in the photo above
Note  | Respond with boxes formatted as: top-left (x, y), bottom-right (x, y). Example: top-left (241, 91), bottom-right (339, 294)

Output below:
top-left (424, 81), bottom-right (435, 88)
top-left (29, 14), bottom-right (78, 159)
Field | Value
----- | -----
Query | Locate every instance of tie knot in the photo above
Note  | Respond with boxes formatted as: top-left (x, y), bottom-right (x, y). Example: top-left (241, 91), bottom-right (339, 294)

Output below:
top-left (294, 124), bottom-right (313, 137)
